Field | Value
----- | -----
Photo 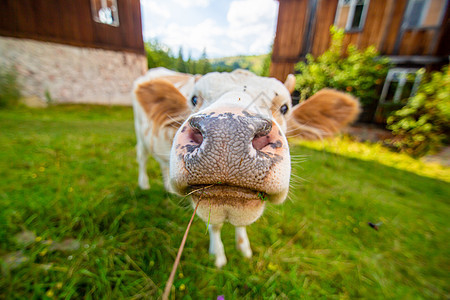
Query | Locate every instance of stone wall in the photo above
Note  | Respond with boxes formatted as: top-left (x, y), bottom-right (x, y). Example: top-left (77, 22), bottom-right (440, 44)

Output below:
top-left (0, 36), bottom-right (147, 105)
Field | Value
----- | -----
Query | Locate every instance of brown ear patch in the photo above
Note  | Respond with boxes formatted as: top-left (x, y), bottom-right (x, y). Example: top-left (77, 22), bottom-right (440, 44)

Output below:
top-left (134, 78), bottom-right (190, 134)
top-left (287, 89), bottom-right (360, 139)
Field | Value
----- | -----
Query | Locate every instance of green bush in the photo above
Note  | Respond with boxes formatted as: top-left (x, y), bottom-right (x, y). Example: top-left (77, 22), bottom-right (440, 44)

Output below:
top-left (0, 67), bottom-right (21, 108)
top-left (387, 66), bottom-right (450, 157)
top-left (295, 26), bottom-right (390, 108)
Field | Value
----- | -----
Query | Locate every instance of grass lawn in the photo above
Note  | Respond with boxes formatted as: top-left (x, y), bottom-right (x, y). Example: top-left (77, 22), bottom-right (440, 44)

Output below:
top-left (0, 105), bottom-right (449, 299)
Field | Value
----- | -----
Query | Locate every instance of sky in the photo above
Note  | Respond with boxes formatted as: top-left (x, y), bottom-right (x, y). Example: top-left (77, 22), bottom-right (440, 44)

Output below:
top-left (140, 0), bottom-right (279, 59)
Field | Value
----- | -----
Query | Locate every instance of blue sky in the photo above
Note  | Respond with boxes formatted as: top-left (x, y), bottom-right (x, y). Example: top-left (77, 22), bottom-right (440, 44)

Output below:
top-left (140, 0), bottom-right (279, 59)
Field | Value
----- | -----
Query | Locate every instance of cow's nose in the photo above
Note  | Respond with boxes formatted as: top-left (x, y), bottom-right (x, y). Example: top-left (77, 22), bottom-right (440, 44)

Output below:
top-left (176, 111), bottom-right (285, 189)
top-left (186, 113), bottom-right (274, 151)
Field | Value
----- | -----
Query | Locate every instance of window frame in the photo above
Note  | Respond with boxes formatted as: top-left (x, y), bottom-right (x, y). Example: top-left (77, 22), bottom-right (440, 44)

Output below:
top-left (404, 0), bottom-right (430, 29)
top-left (379, 68), bottom-right (423, 104)
top-left (91, 0), bottom-right (120, 27)
top-left (403, 0), bottom-right (447, 30)
top-left (334, 0), bottom-right (371, 33)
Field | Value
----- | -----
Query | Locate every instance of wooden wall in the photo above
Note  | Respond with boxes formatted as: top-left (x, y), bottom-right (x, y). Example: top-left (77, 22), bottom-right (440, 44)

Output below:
top-left (271, 0), bottom-right (310, 81)
top-left (379, 0), bottom-right (409, 54)
top-left (271, 0), bottom-right (450, 81)
top-left (0, 0), bottom-right (145, 54)
top-left (310, 0), bottom-right (339, 57)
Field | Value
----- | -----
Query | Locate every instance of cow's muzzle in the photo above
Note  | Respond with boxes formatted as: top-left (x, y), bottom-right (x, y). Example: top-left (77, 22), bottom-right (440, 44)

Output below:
top-left (176, 111), bottom-right (285, 193)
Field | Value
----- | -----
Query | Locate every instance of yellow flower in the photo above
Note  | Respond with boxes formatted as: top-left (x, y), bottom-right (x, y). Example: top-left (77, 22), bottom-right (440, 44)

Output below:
top-left (178, 273), bottom-right (184, 278)
top-left (268, 262), bottom-right (278, 271)
top-left (35, 236), bottom-right (43, 242)
top-left (46, 290), bottom-right (54, 297)
top-left (39, 166), bottom-right (45, 172)
top-left (179, 284), bottom-right (186, 291)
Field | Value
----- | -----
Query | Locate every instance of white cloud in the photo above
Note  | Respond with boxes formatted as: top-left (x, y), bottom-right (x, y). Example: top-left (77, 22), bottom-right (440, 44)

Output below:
top-left (151, 19), bottom-right (226, 57)
top-left (173, 0), bottom-right (211, 8)
top-left (226, 0), bottom-right (278, 54)
top-left (141, 0), bottom-right (278, 58)
top-left (227, 0), bottom-right (277, 28)
top-left (141, 0), bottom-right (171, 19)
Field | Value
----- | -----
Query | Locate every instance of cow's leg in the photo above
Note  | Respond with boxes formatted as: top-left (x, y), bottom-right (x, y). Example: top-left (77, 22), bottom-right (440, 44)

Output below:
top-left (136, 141), bottom-right (150, 190)
top-left (235, 226), bottom-right (252, 258)
top-left (209, 224), bottom-right (227, 268)
top-left (161, 165), bottom-right (174, 193)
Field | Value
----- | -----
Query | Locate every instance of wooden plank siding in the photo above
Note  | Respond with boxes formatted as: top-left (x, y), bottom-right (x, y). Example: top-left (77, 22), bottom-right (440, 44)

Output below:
top-left (380, 0), bottom-right (409, 54)
top-left (400, 30), bottom-right (435, 55)
top-left (271, 0), bottom-right (450, 81)
top-left (435, 3), bottom-right (450, 55)
top-left (272, 0), bottom-right (309, 60)
top-left (271, 0), bottom-right (310, 80)
top-left (0, 0), bottom-right (144, 54)
top-left (311, 0), bottom-right (339, 56)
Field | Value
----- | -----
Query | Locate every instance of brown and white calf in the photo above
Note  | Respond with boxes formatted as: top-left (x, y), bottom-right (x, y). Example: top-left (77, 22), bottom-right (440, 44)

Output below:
top-left (133, 67), bottom-right (359, 267)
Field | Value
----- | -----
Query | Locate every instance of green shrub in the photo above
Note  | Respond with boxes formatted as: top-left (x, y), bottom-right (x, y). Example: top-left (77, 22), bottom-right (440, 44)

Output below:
top-left (0, 67), bottom-right (21, 108)
top-left (295, 26), bottom-right (390, 108)
top-left (387, 66), bottom-right (450, 157)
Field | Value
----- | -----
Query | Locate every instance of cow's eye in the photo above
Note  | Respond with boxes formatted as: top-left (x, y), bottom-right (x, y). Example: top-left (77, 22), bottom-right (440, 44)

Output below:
top-left (191, 95), bottom-right (198, 106)
top-left (280, 104), bottom-right (288, 115)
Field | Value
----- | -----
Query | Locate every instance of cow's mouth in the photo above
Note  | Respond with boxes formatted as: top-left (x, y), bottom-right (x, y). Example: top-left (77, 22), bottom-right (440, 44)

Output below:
top-left (187, 184), bottom-right (268, 203)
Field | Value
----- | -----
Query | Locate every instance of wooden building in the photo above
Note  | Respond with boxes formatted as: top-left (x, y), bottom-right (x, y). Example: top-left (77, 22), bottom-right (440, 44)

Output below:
top-left (0, 0), bottom-right (147, 105)
top-left (270, 0), bottom-right (450, 81)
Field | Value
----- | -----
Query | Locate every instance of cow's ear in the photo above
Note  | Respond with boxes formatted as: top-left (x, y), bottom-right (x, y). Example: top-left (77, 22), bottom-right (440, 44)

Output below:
top-left (284, 74), bottom-right (296, 94)
top-left (286, 89), bottom-right (360, 139)
top-left (134, 78), bottom-right (190, 133)
top-left (161, 74), bottom-right (201, 99)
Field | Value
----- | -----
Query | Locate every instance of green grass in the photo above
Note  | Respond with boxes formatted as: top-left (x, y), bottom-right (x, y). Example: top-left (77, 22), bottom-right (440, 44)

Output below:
top-left (0, 105), bottom-right (449, 299)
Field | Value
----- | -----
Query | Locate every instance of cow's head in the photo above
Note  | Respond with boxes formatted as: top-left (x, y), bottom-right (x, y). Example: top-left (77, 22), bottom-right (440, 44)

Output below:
top-left (134, 69), bottom-right (359, 226)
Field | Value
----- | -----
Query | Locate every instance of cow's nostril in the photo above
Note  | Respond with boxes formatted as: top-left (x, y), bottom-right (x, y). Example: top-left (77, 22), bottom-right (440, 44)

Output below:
top-left (189, 128), bottom-right (203, 145)
top-left (187, 116), bottom-right (204, 145)
top-left (252, 119), bottom-right (273, 151)
top-left (252, 134), bottom-right (271, 150)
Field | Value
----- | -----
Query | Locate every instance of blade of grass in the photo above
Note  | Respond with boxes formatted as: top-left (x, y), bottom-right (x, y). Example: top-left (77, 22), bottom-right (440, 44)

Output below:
top-left (162, 199), bottom-right (202, 300)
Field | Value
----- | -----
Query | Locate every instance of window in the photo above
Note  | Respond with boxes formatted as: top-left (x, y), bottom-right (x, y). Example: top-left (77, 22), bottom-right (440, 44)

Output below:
top-left (91, 0), bottom-right (119, 27)
top-left (334, 0), bottom-right (370, 32)
top-left (403, 0), bottom-right (447, 29)
top-left (379, 68), bottom-right (423, 104)
top-left (405, 0), bottom-right (428, 27)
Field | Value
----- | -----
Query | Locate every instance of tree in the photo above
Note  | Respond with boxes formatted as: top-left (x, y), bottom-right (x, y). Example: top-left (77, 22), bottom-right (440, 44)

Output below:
top-left (260, 45), bottom-right (272, 77)
top-left (196, 48), bottom-right (212, 75)
top-left (176, 47), bottom-right (187, 73)
top-left (145, 39), bottom-right (175, 70)
top-left (186, 51), bottom-right (196, 74)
